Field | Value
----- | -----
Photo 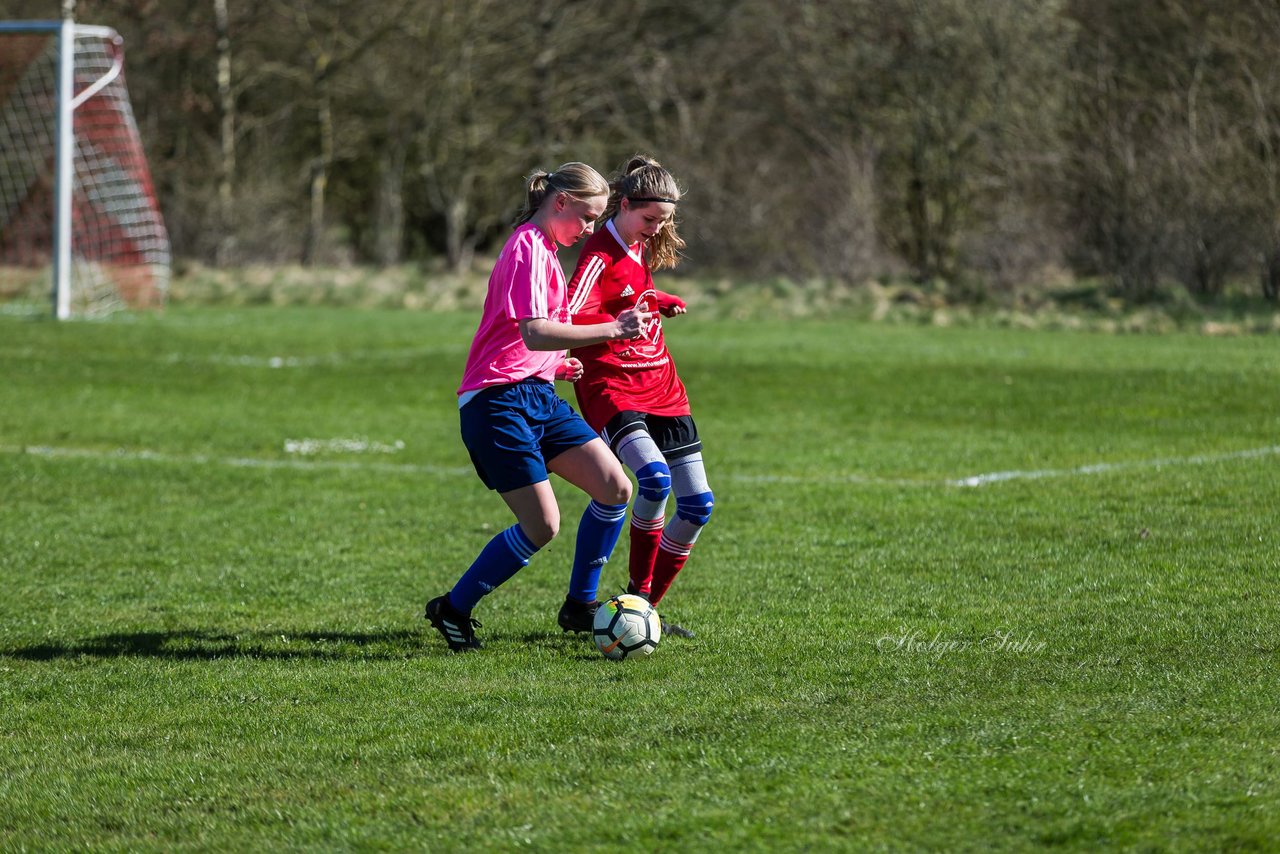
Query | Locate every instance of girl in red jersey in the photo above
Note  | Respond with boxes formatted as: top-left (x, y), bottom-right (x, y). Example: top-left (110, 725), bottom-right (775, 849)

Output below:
top-left (566, 155), bottom-right (712, 637)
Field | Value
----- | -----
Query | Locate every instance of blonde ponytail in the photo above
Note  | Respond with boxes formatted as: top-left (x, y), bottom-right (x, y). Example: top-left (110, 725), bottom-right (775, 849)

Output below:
top-left (513, 162), bottom-right (609, 227)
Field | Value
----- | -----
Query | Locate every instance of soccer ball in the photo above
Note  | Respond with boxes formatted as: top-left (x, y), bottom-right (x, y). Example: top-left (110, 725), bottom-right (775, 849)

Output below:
top-left (592, 594), bottom-right (661, 660)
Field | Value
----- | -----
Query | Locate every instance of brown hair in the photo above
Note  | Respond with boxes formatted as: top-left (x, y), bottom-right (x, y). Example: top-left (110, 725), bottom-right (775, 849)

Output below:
top-left (513, 162), bottom-right (609, 227)
top-left (604, 155), bottom-right (686, 271)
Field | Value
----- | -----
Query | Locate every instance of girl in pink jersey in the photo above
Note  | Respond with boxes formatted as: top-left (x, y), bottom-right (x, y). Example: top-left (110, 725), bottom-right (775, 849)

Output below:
top-left (425, 163), bottom-right (653, 652)
top-left (566, 156), bottom-right (712, 638)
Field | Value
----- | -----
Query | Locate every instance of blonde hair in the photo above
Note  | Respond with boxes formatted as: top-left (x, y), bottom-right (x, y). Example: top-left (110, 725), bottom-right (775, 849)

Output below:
top-left (513, 162), bottom-right (609, 227)
top-left (604, 155), bottom-right (686, 271)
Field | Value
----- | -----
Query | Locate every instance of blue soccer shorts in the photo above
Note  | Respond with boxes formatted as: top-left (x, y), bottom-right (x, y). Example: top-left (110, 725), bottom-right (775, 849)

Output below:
top-left (459, 378), bottom-right (599, 493)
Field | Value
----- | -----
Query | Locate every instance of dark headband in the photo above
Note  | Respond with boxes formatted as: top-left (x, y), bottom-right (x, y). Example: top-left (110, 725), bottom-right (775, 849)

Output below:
top-left (628, 196), bottom-right (678, 205)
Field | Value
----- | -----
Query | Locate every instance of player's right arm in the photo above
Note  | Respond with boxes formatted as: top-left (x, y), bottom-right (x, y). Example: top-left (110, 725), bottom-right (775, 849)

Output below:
top-left (524, 243), bottom-right (649, 351)
top-left (519, 311), bottom-right (650, 351)
top-left (500, 235), bottom-right (646, 352)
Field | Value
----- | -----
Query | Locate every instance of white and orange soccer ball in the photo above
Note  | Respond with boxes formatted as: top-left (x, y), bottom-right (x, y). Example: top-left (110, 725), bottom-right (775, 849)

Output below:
top-left (592, 594), bottom-right (661, 660)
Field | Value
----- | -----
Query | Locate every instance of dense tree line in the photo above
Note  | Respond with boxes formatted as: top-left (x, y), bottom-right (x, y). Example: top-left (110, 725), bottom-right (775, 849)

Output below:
top-left (10, 0), bottom-right (1280, 300)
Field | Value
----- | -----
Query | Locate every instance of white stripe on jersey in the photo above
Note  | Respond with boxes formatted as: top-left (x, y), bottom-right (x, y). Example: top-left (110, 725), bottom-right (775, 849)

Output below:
top-left (530, 255), bottom-right (547, 319)
top-left (569, 255), bottom-right (606, 314)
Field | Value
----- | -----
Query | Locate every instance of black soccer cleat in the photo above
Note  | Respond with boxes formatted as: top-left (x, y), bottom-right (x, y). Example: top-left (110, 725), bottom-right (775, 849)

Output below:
top-left (425, 594), bottom-right (483, 652)
top-left (557, 596), bottom-right (600, 634)
top-left (625, 584), bottom-right (693, 636)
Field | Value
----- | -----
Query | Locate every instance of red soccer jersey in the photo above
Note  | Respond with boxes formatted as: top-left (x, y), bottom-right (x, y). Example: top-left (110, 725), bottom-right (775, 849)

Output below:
top-left (566, 219), bottom-right (690, 431)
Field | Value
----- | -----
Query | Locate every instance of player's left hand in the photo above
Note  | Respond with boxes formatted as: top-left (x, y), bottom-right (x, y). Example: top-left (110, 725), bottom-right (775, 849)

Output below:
top-left (656, 291), bottom-right (687, 317)
top-left (556, 357), bottom-right (584, 382)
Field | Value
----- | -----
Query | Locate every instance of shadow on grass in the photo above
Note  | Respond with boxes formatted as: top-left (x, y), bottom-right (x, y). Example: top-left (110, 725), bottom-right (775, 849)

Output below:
top-left (1, 627), bottom-right (595, 661)
top-left (0, 628), bottom-right (433, 662)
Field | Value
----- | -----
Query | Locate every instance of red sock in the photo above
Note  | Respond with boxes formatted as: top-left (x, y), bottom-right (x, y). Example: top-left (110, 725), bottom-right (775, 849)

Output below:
top-left (628, 517), bottom-right (664, 596)
top-left (648, 534), bottom-right (693, 606)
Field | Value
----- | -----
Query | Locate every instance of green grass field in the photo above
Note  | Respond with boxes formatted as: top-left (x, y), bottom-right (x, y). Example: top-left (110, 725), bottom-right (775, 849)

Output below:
top-left (2, 306), bottom-right (1278, 851)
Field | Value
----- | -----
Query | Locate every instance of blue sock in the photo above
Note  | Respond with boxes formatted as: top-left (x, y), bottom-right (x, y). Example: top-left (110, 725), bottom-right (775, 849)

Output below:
top-left (567, 500), bottom-right (628, 603)
top-left (449, 524), bottom-right (539, 612)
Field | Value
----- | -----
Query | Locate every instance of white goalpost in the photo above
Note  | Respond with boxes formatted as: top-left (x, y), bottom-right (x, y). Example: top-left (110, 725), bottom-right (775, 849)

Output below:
top-left (0, 19), bottom-right (170, 319)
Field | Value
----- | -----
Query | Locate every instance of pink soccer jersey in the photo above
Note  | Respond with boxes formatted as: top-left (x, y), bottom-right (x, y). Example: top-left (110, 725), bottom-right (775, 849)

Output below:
top-left (458, 223), bottom-right (570, 395)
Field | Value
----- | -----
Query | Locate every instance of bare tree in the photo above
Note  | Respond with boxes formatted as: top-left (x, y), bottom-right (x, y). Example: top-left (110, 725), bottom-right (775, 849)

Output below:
top-left (264, 0), bottom-right (407, 265)
top-left (403, 0), bottom-right (538, 272)
top-left (213, 0), bottom-right (235, 266)
top-left (1239, 0), bottom-right (1280, 301)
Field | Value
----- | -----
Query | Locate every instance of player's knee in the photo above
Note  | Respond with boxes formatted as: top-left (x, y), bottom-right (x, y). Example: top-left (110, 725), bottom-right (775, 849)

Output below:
top-left (599, 470), bottom-right (632, 506)
top-left (675, 490), bottom-right (714, 527)
top-left (634, 461), bottom-right (672, 503)
top-left (520, 515), bottom-right (559, 548)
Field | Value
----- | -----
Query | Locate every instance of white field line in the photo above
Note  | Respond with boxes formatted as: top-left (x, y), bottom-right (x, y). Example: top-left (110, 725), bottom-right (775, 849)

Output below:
top-left (284, 437), bottom-right (405, 456)
top-left (949, 445), bottom-right (1280, 487)
top-left (3, 443), bottom-right (1278, 488)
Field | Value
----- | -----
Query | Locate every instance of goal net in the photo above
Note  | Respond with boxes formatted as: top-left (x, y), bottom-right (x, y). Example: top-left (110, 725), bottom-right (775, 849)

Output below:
top-left (0, 21), bottom-right (170, 318)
